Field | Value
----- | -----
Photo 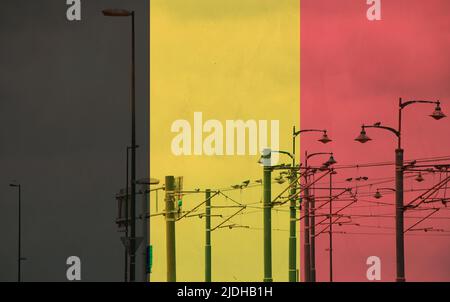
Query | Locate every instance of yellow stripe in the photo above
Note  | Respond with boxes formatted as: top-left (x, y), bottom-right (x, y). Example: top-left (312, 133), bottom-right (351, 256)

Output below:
top-left (150, 0), bottom-right (300, 282)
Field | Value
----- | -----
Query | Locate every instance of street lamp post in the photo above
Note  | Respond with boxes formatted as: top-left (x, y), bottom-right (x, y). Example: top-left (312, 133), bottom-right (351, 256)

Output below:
top-left (102, 8), bottom-right (138, 282)
top-left (328, 168), bottom-right (337, 282)
top-left (305, 152), bottom-right (336, 282)
top-left (293, 127), bottom-right (331, 282)
top-left (289, 127), bottom-right (299, 282)
top-left (9, 183), bottom-right (22, 282)
top-left (124, 147), bottom-right (129, 282)
top-left (261, 149), bottom-right (273, 282)
top-left (355, 97), bottom-right (445, 282)
top-left (124, 145), bottom-right (139, 282)
top-left (259, 148), bottom-right (297, 282)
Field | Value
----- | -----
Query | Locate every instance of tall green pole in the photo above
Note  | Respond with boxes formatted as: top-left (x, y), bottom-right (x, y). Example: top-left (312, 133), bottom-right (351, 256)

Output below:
top-left (205, 189), bottom-right (212, 282)
top-left (263, 149), bottom-right (273, 282)
top-left (165, 176), bottom-right (176, 282)
top-left (289, 173), bottom-right (297, 282)
top-left (289, 126), bottom-right (297, 282)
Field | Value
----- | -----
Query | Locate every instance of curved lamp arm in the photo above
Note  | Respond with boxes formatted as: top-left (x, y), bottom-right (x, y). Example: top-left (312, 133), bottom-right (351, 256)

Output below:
top-left (293, 128), bottom-right (327, 137)
top-left (400, 99), bottom-right (439, 110)
top-left (362, 124), bottom-right (400, 138)
top-left (306, 152), bottom-right (332, 160)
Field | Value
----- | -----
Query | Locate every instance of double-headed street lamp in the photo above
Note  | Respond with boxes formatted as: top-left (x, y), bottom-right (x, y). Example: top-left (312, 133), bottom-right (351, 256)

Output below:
top-left (102, 8), bottom-right (138, 282)
top-left (355, 98), bottom-right (445, 282)
top-left (292, 127), bottom-right (332, 283)
top-left (9, 182), bottom-right (22, 282)
top-left (304, 151), bottom-right (337, 282)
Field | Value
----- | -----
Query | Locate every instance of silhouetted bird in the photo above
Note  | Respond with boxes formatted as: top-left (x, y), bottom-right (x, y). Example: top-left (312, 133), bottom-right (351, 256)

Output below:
top-left (241, 180), bottom-right (250, 187)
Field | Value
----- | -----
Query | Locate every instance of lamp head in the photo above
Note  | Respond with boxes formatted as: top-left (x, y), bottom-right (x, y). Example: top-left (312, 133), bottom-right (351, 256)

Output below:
top-left (374, 190), bottom-right (382, 199)
top-left (430, 102), bottom-right (446, 120)
top-left (415, 173), bottom-right (425, 182)
top-left (355, 127), bottom-right (371, 143)
top-left (102, 9), bottom-right (133, 17)
top-left (318, 131), bottom-right (332, 144)
top-left (135, 178), bottom-right (160, 185)
top-left (324, 154), bottom-right (337, 166)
